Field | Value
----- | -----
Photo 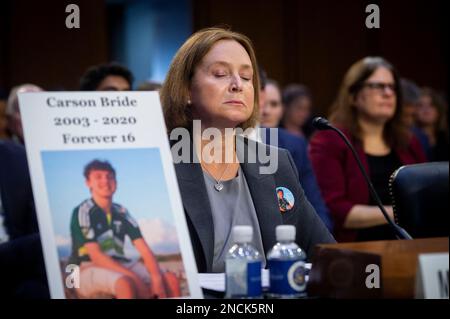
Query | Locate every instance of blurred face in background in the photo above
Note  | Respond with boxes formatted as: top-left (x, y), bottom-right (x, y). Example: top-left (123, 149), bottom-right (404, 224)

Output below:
top-left (189, 39), bottom-right (255, 129)
top-left (353, 67), bottom-right (397, 124)
top-left (259, 87), bottom-right (266, 110)
top-left (402, 102), bottom-right (418, 128)
top-left (416, 94), bottom-right (438, 127)
top-left (260, 82), bottom-right (283, 128)
top-left (285, 95), bottom-right (312, 128)
top-left (7, 84), bottom-right (43, 142)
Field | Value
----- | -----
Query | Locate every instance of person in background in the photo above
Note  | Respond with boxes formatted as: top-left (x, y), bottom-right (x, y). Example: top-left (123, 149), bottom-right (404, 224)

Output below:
top-left (0, 140), bottom-right (49, 298)
top-left (400, 78), bottom-right (430, 154)
top-left (0, 98), bottom-right (9, 140)
top-left (80, 62), bottom-right (133, 91)
top-left (160, 27), bottom-right (334, 273)
top-left (6, 84), bottom-right (43, 145)
top-left (260, 79), bottom-right (283, 128)
top-left (309, 57), bottom-right (427, 242)
top-left (242, 66), bottom-right (266, 143)
top-left (281, 84), bottom-right (315, 139)
top-left (415, 87), bottom-right (449, 161)
top-left (260, 78), bottom-right (333, 231)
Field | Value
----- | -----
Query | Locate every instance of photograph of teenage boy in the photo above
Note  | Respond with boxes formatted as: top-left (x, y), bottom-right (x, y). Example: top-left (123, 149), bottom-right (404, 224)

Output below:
top-left (69, 159), bottom-right (180, 298)
top-left (277, 188), bottom-right (293, 213)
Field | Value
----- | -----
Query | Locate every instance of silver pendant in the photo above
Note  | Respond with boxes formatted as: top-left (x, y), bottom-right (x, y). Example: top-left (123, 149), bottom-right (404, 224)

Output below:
top-left (214, 183), bottom-right (224, 192)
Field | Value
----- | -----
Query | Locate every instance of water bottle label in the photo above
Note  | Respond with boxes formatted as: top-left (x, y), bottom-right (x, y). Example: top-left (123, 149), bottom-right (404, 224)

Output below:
top-left (226, 260), bottom-right (261, 297)
top-left (268, 259), bottom-right (307, 294)
top-left (247, 261), bottom-right (262, 297)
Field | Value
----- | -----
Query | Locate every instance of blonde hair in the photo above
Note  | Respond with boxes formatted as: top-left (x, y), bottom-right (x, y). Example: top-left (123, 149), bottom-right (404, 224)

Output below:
top-left (160, 27), bottom-right (260, 131)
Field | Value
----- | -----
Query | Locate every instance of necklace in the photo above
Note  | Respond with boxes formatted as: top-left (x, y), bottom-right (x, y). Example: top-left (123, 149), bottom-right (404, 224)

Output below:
top-left (201, 162), bottom-right (232, 192)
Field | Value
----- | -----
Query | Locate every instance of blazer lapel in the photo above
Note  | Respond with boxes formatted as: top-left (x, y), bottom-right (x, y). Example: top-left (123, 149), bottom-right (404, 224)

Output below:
top-left (173, 136), bottom-right (283, 270)
top-left (237, 137), bottom-right (283, 254)
top-left (174, 161), bottom-right (215, 272)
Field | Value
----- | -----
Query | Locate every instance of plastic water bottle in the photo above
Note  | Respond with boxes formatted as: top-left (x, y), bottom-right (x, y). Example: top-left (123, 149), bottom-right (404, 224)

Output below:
top-left (267, 225), bottom-right (307, 298)
top-left (225, 225), bottom-right (262, 298)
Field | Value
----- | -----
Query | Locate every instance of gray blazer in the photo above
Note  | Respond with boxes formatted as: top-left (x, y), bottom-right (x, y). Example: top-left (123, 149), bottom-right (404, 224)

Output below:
top-left (173, 137), bottom-right (335, 272)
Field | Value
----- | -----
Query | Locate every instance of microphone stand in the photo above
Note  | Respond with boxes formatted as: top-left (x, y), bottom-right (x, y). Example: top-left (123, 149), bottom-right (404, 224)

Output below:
top-left (313, 117), bottom-right (412, 240)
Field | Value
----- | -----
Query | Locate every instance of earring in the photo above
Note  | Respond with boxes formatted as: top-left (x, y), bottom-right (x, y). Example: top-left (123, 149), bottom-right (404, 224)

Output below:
top-left (187, 99), bottom-right (192, 105)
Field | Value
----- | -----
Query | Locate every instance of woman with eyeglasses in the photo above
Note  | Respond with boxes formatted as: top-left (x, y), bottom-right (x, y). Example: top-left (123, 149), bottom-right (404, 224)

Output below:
top-left (309, 57), bottom-right (427, 242)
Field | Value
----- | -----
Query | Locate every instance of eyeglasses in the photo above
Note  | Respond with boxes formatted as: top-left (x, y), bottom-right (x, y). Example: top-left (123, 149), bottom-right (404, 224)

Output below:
top-left (362, 82), bottom-right (397, 93)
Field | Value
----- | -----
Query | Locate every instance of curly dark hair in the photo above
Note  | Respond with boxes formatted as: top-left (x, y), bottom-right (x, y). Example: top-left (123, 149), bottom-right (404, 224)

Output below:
top-left (79, 62), bottom-right (134, 90)
top-left (83, 159), bottom-right (116, 179)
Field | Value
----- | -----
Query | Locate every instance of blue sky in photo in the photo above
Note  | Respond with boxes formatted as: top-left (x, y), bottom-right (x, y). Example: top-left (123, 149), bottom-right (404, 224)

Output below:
top-left (41, 148), bottom-right (174, 239)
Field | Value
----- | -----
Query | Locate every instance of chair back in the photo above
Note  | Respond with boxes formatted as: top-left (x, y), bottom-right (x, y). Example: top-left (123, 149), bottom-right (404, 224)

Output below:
top-left (389, 162), bottom-right (449, 238)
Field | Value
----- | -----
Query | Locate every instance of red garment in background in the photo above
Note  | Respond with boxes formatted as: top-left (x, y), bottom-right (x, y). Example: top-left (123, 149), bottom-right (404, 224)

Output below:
top-left (308, 128), bottom-right (427, 242)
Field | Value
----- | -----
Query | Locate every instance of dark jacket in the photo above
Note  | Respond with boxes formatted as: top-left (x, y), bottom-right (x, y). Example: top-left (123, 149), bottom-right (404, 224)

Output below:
top-left (0, 141), bottom-right (37, 238)
top-left (263, 127), bottom-right (333, 231)
top-left (173, 136), bottom-right (335, 272)
top-left (309, 128), bottom-right (427, 242)
top-left (0, 141), bottom-right (48, 298)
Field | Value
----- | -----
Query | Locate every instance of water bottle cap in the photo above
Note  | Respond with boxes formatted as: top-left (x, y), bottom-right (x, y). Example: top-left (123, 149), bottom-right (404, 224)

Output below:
top-left (233, 225), bottom-right (253, 243)
top-left (276, 225), bottom-right (296, 241)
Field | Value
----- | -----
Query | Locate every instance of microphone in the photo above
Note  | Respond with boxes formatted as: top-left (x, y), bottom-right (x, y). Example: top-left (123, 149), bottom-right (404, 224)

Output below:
top-left (312, 117), bottom-right (413, 240)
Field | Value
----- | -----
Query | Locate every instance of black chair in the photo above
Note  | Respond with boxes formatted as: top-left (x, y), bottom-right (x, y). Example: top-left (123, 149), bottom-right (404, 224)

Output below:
top-left (389, 162), bottom-right (449, 238)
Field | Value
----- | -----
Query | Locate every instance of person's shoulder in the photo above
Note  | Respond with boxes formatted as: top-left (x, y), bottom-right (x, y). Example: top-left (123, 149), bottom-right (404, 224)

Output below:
top-left (408, 131), bottom-right (422, 146)
top-left (411, 126), bottom-right (426, 138)
top-left (243, 135), bottom-right (295, 165)
top-left (73, 199), bottom-right (96, 216)
top-left (113, 203), bottom-right (140, 227)
top-left (309, 127), bottom-right (338, 142)
top-left (0, 140), bottom-right (27, 163)
top-left (406, 132), bottom-right (428, 162)
top-left (112, 203), bottom-right (129, 214)
top-left (238, 135), bottom-right (293, 169)
top-left (239, 135), bottom-right (286, 154)
top-left (71, 199), bottom-right (96, 229)
top-left (309, 125), bottom-right (350, 151)
top-left (0, 141), bottom-right (31, 186)
top-left (0, 140), bottom-right (25, 153)
top-left (278, 128), bottom-right (307, 147)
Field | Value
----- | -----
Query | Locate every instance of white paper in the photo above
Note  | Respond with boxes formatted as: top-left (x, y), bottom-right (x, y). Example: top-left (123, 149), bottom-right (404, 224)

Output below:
top-left (18, 91), bottom-right (202, 299)
top-left (416, 253), bottom-right (449, 299)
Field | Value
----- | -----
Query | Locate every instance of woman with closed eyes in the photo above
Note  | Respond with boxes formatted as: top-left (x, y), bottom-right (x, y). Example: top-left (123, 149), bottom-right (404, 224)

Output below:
top-left (160, 28), bottom-right (335, 273)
